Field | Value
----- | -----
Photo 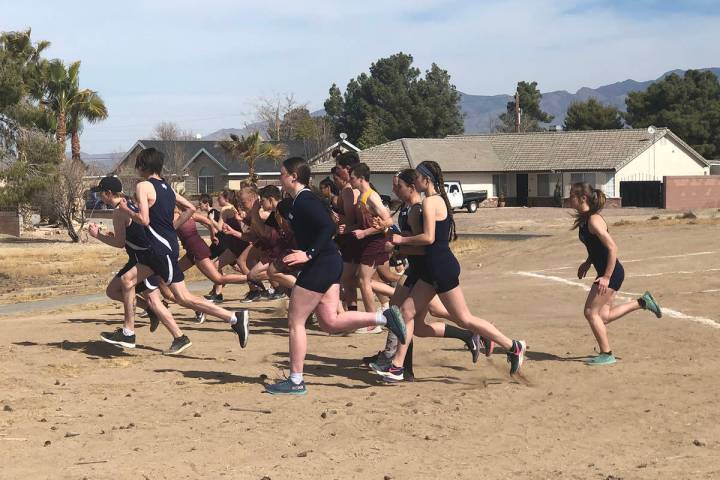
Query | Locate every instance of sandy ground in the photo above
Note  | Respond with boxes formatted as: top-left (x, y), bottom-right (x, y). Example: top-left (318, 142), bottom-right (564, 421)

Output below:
top-left (2, 210), bottom-right (720, 479)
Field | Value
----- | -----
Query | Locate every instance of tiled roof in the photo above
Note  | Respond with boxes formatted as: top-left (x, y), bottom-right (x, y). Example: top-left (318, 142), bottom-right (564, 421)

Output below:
top-left (311, 139), bottom-right (410, 174)
top-left (312, 128), bottom-right (708, 175)
top-left (120, 139), bottom-right (319, 174)
top-left (450, 128), bottom-right (707, 171)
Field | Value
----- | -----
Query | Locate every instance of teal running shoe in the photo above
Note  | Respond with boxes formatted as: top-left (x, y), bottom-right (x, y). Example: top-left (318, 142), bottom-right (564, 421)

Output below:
top-left (265, 378), bottom-right (307, 396)
top-left (586, 352), bottom-right (617, 365)
top-left (641, 292), bottom-right (662, 318)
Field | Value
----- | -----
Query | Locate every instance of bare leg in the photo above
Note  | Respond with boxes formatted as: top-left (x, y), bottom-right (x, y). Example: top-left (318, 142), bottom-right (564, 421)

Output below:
top-left (287, 286), bottom-right (323, 375)
top-left (168, 281), bottom-right (237, 322)
top-left (584, 286), bottom-right (616, 352)
top-left (357, 263), bottom-right (378, 313)
top-left (438, 287), bottom-right (513, 350)
top-left (340, 262), bottom-right (359, 308)
top-left (391, 280), bottom-right (437, 367)
top-left (142, 289), bottom-right (182, 338)
top-left (601, 297), bottom-right (641, 325)
top-left (313, 284), bottom-right (377, 333)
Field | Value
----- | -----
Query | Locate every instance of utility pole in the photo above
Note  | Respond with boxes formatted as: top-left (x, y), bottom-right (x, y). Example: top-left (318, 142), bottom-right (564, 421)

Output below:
top-left (514, 90), bottom-right (521, 133)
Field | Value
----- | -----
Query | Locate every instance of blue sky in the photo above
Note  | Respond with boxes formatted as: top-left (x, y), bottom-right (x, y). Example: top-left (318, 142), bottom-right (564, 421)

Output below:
top-left (3, 0), bottom-right (719, 153)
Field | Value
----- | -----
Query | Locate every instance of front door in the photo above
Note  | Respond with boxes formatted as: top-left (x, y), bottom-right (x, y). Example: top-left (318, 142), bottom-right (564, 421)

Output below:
top-left (516, 174), bottom-right (529, 206)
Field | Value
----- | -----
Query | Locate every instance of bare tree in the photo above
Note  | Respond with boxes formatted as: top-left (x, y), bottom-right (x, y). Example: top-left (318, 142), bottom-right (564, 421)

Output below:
top-left (151, 121), bottom-right (196, 141)
top-left (48, 157), bottom-right (89, 242)
top-left (254, 94), bottom-right (305, 141)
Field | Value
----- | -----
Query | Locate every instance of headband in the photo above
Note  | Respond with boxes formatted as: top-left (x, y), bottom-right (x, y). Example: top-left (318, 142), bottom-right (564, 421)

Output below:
top-left (416, 163), bottom-right (437, 185)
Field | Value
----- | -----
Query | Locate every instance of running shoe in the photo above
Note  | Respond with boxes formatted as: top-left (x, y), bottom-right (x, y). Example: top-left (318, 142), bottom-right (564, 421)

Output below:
top-left (585, 352), bottom-right (616, 365)
top-left (204, 293), bottom-right (224, 304)
top-left (506, 339), bottom-right (526, 375)
top-left (368, 355), bottom-right (392, 373)
top-left (362, 351), bottom-right (382, 366)
top-left (268, 289), bottom-right (288, 300)
top-left (195, 311), bottom-right (206, 324)
top-left (138, 309), bottom-right (149, 318)
top-left (265, 378), bottom-right (307, 396)
top-left (203, 288), bottom-right (216, 300)
top-left (231, 310), bottom-right (249, 348)
top-left (468, 334), bottom-right (481, 363)
top-left (147, 307), bottom-right (160, 333)
top-left (100, 328), bottom-right (136, 348)
top-left (372, 363), bottom-right (404, 382)
top-left (164, 335), bottom-right (192, 355)
top-left (641, 292), bottom-right (662, 318)
top-left (240, 290), bottom-right (262, 303)
top-left (383, 306), bottom-right (406, 345)
top-left (481, 335), bottom-right (495, 357)
top-left (259, 288), bottom-right (274, 300)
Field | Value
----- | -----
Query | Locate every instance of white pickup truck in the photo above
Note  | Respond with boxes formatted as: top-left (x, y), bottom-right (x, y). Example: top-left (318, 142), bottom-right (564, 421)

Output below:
top-left (445, 181), bottom-right (488, 213)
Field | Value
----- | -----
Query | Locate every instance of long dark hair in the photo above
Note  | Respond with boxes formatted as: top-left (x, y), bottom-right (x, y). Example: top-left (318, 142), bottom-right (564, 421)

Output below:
top-left (417, 160), bottom-right (456, 242)
top-left (570, 182), bottom-right (606, 229)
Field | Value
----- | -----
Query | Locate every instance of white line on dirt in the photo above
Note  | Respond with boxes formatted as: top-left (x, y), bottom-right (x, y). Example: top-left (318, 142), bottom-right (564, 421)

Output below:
top-left (627, 268), bottom-right (720, 278)
top-left (514, 271), bottom-right (720, 329)
top-left (622, 251), bottom-right (716, 264)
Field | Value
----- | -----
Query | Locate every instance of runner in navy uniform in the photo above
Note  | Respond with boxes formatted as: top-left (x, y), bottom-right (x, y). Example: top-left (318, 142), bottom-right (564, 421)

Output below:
top-left (87, 176), bottom-right (191, 354)
top-left (384, 161), bottom-right (527, 380)
top-left (569, 182), bottom-right (662, 365)
top-left (118, 147), bottom-right (250, 349)
top-left (364, 170), bottom-right (486, 380)
top-left (264, 157), bottom-right (406, 396)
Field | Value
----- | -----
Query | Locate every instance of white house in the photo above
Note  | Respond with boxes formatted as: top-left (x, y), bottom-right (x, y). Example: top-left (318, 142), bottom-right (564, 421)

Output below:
top-left (313, 128), bottom-right (709, 207)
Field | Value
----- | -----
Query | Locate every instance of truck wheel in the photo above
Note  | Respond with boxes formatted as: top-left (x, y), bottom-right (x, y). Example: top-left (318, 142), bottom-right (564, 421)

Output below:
top-left (467, 201), bottom-right (478, 213)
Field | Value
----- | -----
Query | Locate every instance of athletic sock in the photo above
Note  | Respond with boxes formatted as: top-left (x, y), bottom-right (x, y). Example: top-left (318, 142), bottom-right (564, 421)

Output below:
top-left (381, 302), bottom-right (390, 311)
top-left (402, 340), bottom-right (414, 374)
top-left (375, 310), bottom-right (387, 326)
top-left (229, 312), bottom-right (238, 325)
top-left (289, 372), bottom-right (303, 385)
top-left (443, 324), bottom-right (473, 342)
top-left (122, 328), bottom-right (135, 337)
top-left (637, 298), bottom-right (646, 308)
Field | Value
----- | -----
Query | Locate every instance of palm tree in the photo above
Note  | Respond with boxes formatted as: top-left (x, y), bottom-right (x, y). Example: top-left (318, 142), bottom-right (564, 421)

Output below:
top-left (217, 131), bottom-right (286, 185)
top-left (68, 90), bottom-right (108, 160)
top-left (41, 59), bottom-right (107, 160)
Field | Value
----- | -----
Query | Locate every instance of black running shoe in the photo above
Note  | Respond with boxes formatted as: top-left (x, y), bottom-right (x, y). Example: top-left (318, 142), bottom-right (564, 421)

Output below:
top-left (195, 311), bottom-right (206, 324)
top-left (240, 290), bottom-right (261, 303)
top-left (468, 334), bottom-right (481, 364)
top-left (383, 306), bottom-right (406, 345)
top-left (506, 340), bottom-right (526, 375)
top-left (203, 288), bottom-right (216, 300)
top-left (164, 335), bottom-right (192, 355)
top-left (147, 307), bottom-right (160, 333)
top-left (100, 328), bottom-right (135, 348)
top-left (362, 351), bottom-right (382, 366)
top-left (231, 310), bottom-right (249, 348)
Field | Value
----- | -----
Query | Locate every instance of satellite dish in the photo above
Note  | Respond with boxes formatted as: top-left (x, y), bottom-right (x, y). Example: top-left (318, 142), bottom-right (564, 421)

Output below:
top-left (339, 132), bottom-right (348, 140)
top-left (647, 126), bottom-right (656, 135)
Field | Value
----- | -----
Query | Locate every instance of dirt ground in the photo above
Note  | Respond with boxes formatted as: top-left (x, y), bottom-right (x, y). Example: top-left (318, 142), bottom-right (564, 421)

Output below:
top-left (2, 209), bottom-right (720, 479)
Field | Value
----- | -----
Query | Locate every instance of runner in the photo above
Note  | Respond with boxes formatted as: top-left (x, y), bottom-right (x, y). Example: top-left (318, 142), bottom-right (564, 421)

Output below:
top-left (88, 176), bottom-right (191, 355)
top-left (570, 182), bottom-right (662, 365)
top-left (380, 161), bottom-right (527, 380)
top-left (264, 157), bottom-right (406, 395)
top-left (117, 147), bottom-right (250, 350)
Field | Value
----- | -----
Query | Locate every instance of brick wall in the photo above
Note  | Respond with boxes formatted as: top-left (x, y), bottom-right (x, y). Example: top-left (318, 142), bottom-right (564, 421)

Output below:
top-left (0, 211), bottom-right (21, 236)
top-left (664, 175), bottom-right (720, 210)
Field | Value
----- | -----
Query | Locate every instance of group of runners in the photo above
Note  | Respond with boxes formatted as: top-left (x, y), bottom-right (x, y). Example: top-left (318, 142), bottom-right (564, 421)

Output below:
top-left (88, 146), bottom-right (663, 396)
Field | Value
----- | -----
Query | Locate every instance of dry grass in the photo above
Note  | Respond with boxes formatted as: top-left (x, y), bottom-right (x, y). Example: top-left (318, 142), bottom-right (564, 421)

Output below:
top-left (0, 239), bottom-right (206, 305)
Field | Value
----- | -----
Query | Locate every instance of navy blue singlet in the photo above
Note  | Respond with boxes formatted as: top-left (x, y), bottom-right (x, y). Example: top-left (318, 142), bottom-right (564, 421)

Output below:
top-left (578, 217), bottom-right (625, 291)
top-left (145, 177), bottom-right (179, 256)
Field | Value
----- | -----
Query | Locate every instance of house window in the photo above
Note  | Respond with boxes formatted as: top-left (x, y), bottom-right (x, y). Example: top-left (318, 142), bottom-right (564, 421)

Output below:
top-left (537, 174), bottom-right (550, 197)
top-left (570, 172), bottom-right (597, 187)
top-left (197, 167), bottom-right (214, 194)
top-left (492, 174), bottom-right (508, 196)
